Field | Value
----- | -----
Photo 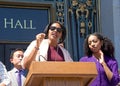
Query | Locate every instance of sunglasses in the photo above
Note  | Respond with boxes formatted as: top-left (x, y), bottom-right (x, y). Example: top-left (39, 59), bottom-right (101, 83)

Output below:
top-left (49, 26), bottom-right (63, 33)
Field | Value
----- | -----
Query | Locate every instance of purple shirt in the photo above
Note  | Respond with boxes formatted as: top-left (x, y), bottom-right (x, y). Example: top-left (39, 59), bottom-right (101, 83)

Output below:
top-left (80, 55), bottom-right (119, 86)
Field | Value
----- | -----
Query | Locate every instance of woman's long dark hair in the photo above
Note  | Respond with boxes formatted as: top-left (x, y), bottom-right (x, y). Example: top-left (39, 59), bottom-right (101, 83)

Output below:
top-left (84, 32), bottom-right (114, 58)
top-left (102, 37), bottom-right (114, 57)
top-left (43, 21), bottom-right (66, 43)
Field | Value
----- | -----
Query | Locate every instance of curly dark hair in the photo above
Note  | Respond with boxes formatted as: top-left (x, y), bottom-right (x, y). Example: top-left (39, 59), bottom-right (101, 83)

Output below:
top-left (43, 21), bottom-right (66, 43)
top-left (84, 32), bottom-right (114, 58)
top-left (102, 37), bottom-right (114, 57)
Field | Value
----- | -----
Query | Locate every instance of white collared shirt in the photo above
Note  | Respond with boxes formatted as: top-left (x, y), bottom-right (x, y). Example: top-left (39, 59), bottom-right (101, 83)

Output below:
top-left (0, 61), bottom-right (11, 86)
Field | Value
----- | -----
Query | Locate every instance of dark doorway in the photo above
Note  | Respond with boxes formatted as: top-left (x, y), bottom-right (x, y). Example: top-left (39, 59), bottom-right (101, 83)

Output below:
top-left (0, 43), bottom-right (29, 71)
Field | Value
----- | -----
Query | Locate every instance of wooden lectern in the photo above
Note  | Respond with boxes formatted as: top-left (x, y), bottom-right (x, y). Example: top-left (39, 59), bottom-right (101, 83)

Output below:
top-left (24, 61), bottom-right (97, 86)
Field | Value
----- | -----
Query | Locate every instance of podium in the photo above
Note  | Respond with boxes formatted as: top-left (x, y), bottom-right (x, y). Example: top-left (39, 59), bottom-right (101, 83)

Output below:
top-left (24, 61), bottom-right (97, 86)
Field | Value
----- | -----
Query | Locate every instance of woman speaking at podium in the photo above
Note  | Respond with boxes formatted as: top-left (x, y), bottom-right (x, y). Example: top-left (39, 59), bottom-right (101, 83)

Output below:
top-left (21, 21), bottom-right (73, 69)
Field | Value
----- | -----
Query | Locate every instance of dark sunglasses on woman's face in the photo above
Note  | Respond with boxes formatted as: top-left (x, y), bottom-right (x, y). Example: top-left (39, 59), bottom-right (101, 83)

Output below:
top-left (49, 26), bottom-right (63, 33)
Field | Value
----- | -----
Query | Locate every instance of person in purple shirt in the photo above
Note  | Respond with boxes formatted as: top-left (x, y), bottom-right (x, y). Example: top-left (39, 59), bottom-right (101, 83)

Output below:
top-left (79, 32), bottom-right (119, 86)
